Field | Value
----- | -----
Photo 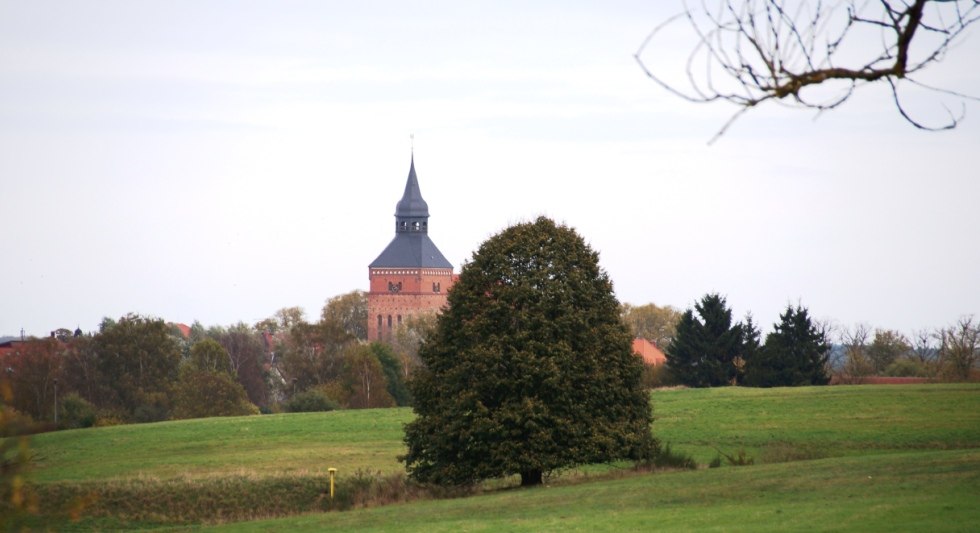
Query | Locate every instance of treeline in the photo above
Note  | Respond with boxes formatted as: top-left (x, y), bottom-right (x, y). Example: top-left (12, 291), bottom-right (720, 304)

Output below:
top-left (2, 291), bottom-right (432, 429)
top-left (622, 294), bottom-right (979, 388)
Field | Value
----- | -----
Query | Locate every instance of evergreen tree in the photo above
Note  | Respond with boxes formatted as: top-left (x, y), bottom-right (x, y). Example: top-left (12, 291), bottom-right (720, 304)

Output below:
top-left (402, 217), bottom-right (655, 487)
top-left (666, 293), bottom-right (743, 387)
top-left (738, 313), bottom-right (761, 385)
top-left (744, 304), bottom-right (830, 387)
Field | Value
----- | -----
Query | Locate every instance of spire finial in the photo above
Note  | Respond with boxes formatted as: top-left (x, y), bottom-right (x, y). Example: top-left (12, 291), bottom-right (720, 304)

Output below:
top-left (410, 133), bottom-right (414, 156)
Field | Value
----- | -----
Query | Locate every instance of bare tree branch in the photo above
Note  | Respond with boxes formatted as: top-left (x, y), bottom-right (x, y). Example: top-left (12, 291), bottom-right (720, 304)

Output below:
top-left (636, 0), bottom-right (980, 141)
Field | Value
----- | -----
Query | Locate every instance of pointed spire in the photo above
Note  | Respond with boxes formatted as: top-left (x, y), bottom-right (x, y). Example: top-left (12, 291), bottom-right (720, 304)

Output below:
top-left (396, 156), bottom-right (429, 219)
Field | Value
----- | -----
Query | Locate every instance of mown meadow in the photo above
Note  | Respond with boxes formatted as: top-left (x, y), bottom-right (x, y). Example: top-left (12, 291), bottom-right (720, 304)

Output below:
top-left (19, 383), bottom-right (980, 530)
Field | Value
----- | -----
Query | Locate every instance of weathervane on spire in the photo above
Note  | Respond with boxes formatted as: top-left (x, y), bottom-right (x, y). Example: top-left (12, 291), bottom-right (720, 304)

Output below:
top-left (410, 133), bottom-right (415, 155)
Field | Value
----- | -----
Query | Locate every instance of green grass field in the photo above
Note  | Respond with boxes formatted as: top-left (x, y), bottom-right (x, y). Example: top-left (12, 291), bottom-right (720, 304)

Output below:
top-left (21, 383), bottom-right (980, 530)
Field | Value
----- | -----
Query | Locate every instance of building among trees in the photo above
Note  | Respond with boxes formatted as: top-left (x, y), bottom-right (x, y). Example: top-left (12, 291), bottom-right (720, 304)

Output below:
top-left (367, 157), bottom-right (457, 342)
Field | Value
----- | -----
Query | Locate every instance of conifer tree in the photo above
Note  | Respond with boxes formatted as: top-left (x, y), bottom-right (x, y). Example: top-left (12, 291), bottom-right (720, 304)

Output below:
top-left (666, 293), bottom-right (743, 387)
top-left (744, 304), bottom-right (830, 387)
top-left (402, 217), bottom-right (655, 487)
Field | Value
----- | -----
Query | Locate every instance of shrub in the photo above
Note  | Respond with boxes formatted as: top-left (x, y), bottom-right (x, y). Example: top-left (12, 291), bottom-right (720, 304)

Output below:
top-left (884, 358), bottom-right (928, 377)
top-left (715, 448), bottom-right (754, 466)
top-left (172, 370), bottom-right (258, 420)
top-left (285, 389), bottom-right (339, 413)
top-left (641, 364), bottom-right (676, 389)
top-left (59, 394), bottom-right (97, 429)
top-left (94, 411), bottom-right (125, 427)
top-left (647, 443), bottom-right (698, 470)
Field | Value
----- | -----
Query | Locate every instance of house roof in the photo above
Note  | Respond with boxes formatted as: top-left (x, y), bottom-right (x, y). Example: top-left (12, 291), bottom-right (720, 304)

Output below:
top-left (632, 337), bottom-right (666, 366)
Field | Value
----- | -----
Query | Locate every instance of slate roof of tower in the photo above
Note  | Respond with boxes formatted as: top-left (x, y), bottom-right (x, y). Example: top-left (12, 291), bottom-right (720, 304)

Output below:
top-left (370, 233), bottom-right (453, 268)
top-left (369, 157), bottom-right (453, 269)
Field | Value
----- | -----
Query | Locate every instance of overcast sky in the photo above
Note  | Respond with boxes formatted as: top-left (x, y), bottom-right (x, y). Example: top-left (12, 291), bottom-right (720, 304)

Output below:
top-left (2, 1), bottom-right (978, 339)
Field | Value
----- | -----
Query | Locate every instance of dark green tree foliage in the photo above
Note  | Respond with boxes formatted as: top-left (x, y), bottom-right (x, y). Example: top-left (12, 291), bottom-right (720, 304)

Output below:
top-left (173, 340), bottom-right (257, 419)
top-left (94, 314), bottom-right (180, 421)
top-left (744, 304), bottom-right (831, 387)
top-left (188, 338), bottom-right (233, 375)
top-left (666, 294), bottom-right (743, 387)
top-left (283, 388), bottom-right (339, 412)
top-left (370, 342), bottom-right (411, 406)
top-left (340, 345), bottom-right (395, 409)
top-left (739, 313), bottom-right (761, 385)
top-left (279, 320), bottom-right (354, 393)
top-left (217, 325), bottom-right (271, 410)
top-left (402, 217), bottom-right (655, 487)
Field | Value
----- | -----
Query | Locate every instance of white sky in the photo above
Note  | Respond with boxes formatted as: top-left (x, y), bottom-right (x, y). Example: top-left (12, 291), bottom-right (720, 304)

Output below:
top-left (2, 1), bottom-right (978, 339)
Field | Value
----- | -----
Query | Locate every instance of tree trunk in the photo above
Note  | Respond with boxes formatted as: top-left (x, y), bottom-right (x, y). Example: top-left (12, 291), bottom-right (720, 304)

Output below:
top-left (520, 469), bottom-right (543, 487)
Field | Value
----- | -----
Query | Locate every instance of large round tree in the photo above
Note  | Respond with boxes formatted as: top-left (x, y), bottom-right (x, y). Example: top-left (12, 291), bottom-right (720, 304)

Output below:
top-left (402, 217), bottom-right (655, 487)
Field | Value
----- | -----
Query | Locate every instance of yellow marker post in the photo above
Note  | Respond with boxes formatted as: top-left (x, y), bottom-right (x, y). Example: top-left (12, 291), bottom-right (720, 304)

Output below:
top-left (328, 468), bottom-right (337, 499)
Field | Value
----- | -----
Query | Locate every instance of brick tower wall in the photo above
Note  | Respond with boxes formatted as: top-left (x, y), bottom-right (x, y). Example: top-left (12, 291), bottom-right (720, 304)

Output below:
top-left (367, 268), bottom-right (456, 342)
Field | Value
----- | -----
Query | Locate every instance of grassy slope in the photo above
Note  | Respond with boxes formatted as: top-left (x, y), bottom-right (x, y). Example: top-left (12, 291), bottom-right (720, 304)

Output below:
top-left (651, 384), bottom-right (980, 464)
top-left (30, 408), bottom-right (412, 483)
top-left (23, 384), bottom-right (980, 530)
top-left (209, 449), bottom-right (980, 532)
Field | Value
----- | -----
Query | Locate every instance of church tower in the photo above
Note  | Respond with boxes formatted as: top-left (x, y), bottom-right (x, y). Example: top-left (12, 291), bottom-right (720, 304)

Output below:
top-left (367, 156), bottom-right (456, 342)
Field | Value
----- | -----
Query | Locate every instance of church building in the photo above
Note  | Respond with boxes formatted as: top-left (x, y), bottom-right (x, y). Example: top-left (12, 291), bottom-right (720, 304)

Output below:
top-left (367, 157), bottom-right (456, 342)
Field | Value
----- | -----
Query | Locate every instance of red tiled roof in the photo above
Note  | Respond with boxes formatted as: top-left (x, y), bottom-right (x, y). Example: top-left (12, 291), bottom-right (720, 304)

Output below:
top-left (632, 338), bottom-right (666, 366)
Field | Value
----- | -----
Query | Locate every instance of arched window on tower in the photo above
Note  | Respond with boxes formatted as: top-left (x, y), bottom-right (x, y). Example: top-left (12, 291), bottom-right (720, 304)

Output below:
top-left (387, 315), bottom-right (393, 329)
top-left (412, 221), bottom-right (420, 231)
top-left (377, 315), bottom-right (383, 341)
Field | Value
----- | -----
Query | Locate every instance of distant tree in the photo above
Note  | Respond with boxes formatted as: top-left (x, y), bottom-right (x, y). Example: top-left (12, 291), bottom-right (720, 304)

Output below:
top-left (187, 321), bottom-right (208, 345)
top-left (275, 307), bottom-right (306, 333)
top-left (666, 293), bottom-right (744, 387)
top-left (254, 306), bottom-right (307, 335)
top-left (283, 388), bottom-right (339, 413)
top-left (172, 370), bottom-right (258, 420)
top-left (51, 328), bottom-right (74, 343)
top-left (621, 302), bottom-right (683, 348)
top-left (1, 377), bottom-right (38, 527)
top-left (321, 290), bottom-right (369, 341)
top-left (277, 320), bottom-right (355, 394)
top-left (188, 339), bottom-right (233, 375)
top-left (4, 338), bottom-right (63, 421)
top-left (840, 324), bottom-right (874, 383)
top-left (93, 314), bottom-right (181, 421)
top-left (937, 316), bottom-right (979, 381)
top-left (403, 217), bottom-right (655, 487)
top-left (390, 312), bottom-right (438, 378)
top-left (636, 1), bottom-right (980, 140)
top-left (340, 345), bottom-right (396, 409)
top-left (172, 339), bottom-right (257, 419)
top-left (370, 342), bottom-right (411, 406)
top-left (253, 317), bottom-right (279, 334)
top-left (867, 329), bottom-right (911, 374)
top-left (60, 335), bottom-right (103, 407)
top-left (738, 313), bottom-right (761, 384)
top-left (744, 304), bottom-right (830, 387)
top-left (217, 324), bottom-right (271, 410)
top-left (59, 393), bottom-right (97, 429)
top-left (910, 329), bottom-right (937, 367)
